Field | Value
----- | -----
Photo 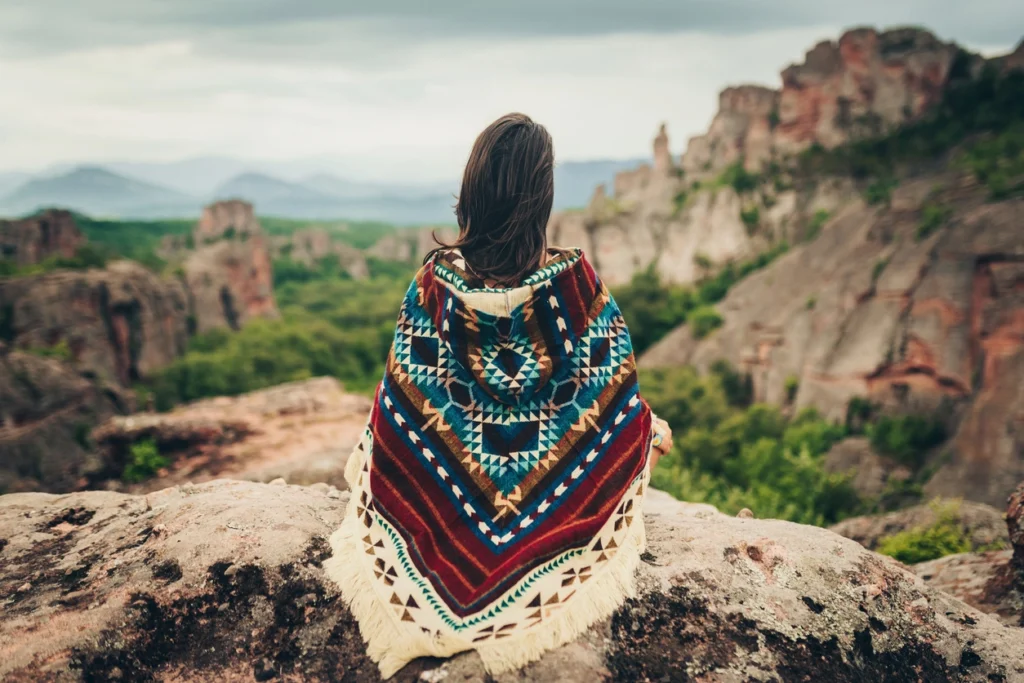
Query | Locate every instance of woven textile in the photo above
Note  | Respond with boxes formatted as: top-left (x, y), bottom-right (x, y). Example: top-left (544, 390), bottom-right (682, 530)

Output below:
top-left (326, 248), bottom-right (653, 676)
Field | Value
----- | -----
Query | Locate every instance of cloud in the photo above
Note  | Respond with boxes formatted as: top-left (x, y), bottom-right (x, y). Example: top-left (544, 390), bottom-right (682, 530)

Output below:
top-left (0, 2), bottom-right (1019, 179)
top-left (1, 1), bottom-right (1021, 62)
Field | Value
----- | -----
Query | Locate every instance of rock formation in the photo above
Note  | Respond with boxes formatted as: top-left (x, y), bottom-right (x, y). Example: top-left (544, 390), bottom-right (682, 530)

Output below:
top-left (195, 199), bottom-right (261, 243)
top-left (822, 437), bottom-right (911, 499)
top-left (830, 500), bottom-right (1009, 552)
top-left (0, 260), bottom-right (190, 386)
top-left (2, 483), bottom-right (1023, 682)
top-left (641, 177), bottom-right (1024, 506)
top-left (367, 226), bottom-right (458, 264)
top-left (184, 201), bottom-right (278, 333)
top-left (273, 227), bottom-right (370, 279)
top-left (90, 377), bottom-right (371, 491)
top-left (0, 209), bottom-right (85, 266)
top-left (0, 349), bottom-right (120, 494)
top-left (912, 482), bottom-right (1024, 627)
top-left (682, 28), bottom-right (964, 176)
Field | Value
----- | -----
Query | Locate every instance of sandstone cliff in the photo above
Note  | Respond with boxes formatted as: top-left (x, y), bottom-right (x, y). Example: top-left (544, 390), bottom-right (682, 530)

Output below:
top-left (0, 349), bottom-right (120, 494)
top-left (271, 227), bottom-right (370, 279)
top-left (0, 260), bottom-right (190, 386)
top-left (2, 481), bottom-right (1023, 682)
top-left (0, 209), bottom-right (85, 266)
top-left (184, 200), bottom-right (279, 333)
top-left (681, 28), bottom-right (966, 176)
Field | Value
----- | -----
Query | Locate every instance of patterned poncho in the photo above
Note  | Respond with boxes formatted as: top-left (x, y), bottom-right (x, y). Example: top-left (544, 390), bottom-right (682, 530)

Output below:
top-left (326, 247), bottom-right (653, 677)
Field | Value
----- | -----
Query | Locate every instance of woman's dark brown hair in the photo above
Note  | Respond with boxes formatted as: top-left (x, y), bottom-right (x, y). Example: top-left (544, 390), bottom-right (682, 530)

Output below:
top-left (426, 113), bottom-right (554, 286)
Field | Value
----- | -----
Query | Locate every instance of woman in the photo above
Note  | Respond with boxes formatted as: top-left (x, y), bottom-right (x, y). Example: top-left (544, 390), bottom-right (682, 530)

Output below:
top-left (326, 113), bottom-right (673, 677)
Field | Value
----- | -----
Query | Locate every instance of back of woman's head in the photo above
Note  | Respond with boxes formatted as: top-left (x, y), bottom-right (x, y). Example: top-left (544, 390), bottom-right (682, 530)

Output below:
top-left (428, 113), bottom-right (554, 286)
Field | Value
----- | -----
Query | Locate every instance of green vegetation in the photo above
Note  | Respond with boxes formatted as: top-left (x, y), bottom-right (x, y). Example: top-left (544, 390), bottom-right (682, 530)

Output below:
top-left (718, 162), bottom-right (760, 194)
top-left (868, 414), bottom-right (947, 469)
top-left (0, 244), bottom-right (108, 277)
top-left (784, 375), bottom-right (799, 404)
top-left (76, 215), bottom-right (193, 271)
top-left (805, 296), bottom-right (817, 310)
top-left (693, 252), bottom-right (713, 270)
top-left (122, 439), bottom-right (170, 483)
top-left (872, 258), bottom-right (889, 285)
top-left (916, 203), bottom-right (953, 241)
top-left (876, 499), bottom-right (1006, 564)
top-left (612, 241), bottom-right (788, 354)
top-left (24, 339), bottom-right (73, 362)
top-left (740, 206), bottom-right (760, 233)
top-left (864, 176), bottom-right (898, 205)
top-left (643, 365), bottom-right (857, 526)
top-left (689, 306), bottom-right (723, 339)
top-left (147, 264), bottom-right (414, 408)
top-left (961, 123), bottom-right (1024, 199)
top-left (804, 209), bottom-right (831, 242)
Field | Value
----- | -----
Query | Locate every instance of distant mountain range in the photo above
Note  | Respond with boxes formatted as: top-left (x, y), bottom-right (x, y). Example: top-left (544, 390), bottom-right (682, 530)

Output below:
top-left (0, 157), bottom-right (646, 224)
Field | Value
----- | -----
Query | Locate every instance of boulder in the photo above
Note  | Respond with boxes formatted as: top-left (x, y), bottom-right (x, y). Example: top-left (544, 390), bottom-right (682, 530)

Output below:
top-left (367, 226), bottom-right (458, 265)
top-left (195, 199), bottom-right (261, 243)
top-left (0, 260), bottom-right (190, 386)
top-left (90, 377), bottom-right (371, 492)
top-left (912, 482), bottom-right (1024, 627)
top-left (822, 437), bottom-right (910, 499)
top-left (0, 209), bottom-right (85, 266)
top-left (183, 234), bottom-right (278, 333)
top-left (830, 500), bottom-right (1009, 552)
top-left (2, 484), bottom-right (1023, 682)
top-left (0, 350), bottom-right (120, 494)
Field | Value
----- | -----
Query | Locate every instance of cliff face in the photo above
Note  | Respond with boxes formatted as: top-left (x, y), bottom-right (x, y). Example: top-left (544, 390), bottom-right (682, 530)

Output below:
top-left (366, 226), bottom-right (458, 265)
top-left (272, 227), bottom-right (370, 279)
top-left (0, 350), bottom-right (120, 494)
top-left (0, 209), bottom-right (85, 266)
top-left (2, 481), bottom-right (1022, 682)
top-left (0, 260), bottom-right (190, 386)
top-left (682, 27), bottom-right (964, 176)
top-left (641, 175), bottom-right (1024, 506)
top-left (184, 200), bottom-right (279, 333)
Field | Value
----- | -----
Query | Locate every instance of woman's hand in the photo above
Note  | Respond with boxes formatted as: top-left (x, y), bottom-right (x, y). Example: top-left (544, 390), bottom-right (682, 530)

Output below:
top-left (649, 416), bottom-right (673, 470)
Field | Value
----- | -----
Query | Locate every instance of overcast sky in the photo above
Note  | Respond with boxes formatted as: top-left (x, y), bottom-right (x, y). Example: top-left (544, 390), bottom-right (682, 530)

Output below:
top-left (1, 2), bottom-right (1021, 182)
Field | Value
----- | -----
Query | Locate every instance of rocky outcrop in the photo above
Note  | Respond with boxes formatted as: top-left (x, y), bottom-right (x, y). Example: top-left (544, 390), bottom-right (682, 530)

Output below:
top-left (184, 203), bottom-right (277, 333)
top-left (195, 199), bottom-right (261, 243)
top-left (682, 28), bottom-right (964, 176)
top-left (823, 437), bottom-right (910, 499)
top-left (90, 377), bottom-right (371, 491)
top-left (640, 176), bottom-right (1024, 506)
top-left (273, 227), bottom-right (369, 279)
top-left (0, 209), bottom-right (85, 266)
top-left (0, 260), bottom-right (190, 386)
top-left (367, 226), bottom-right (458, 264)
top-left (0, 350), bottom-right (120, 494)
top-left (3, 484), bottom-right (1024, 681)
top-left (830, 500), bottom-right (1009, 552)
top-left (912, 482), bottom-right (1024, 627)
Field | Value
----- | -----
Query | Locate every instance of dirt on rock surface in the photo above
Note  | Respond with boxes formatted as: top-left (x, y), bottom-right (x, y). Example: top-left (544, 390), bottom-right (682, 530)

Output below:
top-left (2, 484), bottom-right (1023, 682)
top-left (92, 377), bottom-right (372, 491)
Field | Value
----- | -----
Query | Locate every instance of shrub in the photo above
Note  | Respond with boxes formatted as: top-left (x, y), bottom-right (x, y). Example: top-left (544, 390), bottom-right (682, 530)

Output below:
top-left (784, 375), bottom-right (799, 404)
top-left (876, 500), bottom-right (972, 564)
top-left (740, 206), bottom-right (760, 233)
top-left (916, 203), bottom-right (952, 241)
top-left (864, 176), bottom-right (898, 205)
top-left (869, 414), bottom-right (947, 468)
top-left (26, 339), bottom-right (73, 362)
top-left (689, 306), bottom-right (723, 339)
top-left (122, 439), bottom-right (170, 483)
top-left (804, 209), bottom-right (831, 242)
top-left (872, 259), bottom-right (889, 284)
top-left (805, 296), bottom-right (817, 310)
top-left (693, 252), bottom-right (713, 270)
top-left (719, 162), bottom-right (760, 194)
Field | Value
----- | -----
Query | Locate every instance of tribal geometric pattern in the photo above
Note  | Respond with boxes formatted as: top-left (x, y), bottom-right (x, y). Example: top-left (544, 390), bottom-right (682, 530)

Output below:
top-left (326, 247), bottom-right (653, 677)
